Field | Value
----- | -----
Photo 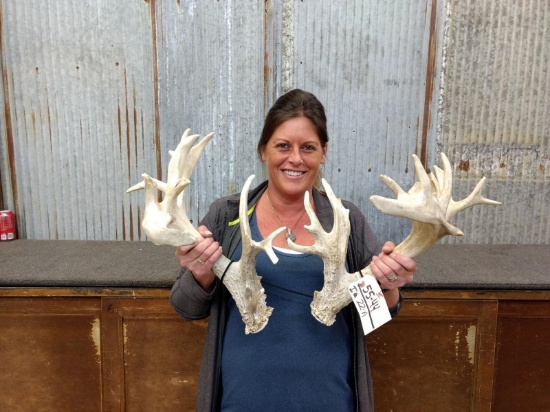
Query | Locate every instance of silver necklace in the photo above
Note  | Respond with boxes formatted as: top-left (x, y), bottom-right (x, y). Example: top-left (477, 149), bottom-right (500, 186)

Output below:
top-left (266, 192), bottom-right (307, 242)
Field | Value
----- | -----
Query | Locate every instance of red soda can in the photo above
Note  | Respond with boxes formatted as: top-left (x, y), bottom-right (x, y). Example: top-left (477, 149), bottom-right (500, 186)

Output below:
top-left (0, 210), bottom-right (17, 241)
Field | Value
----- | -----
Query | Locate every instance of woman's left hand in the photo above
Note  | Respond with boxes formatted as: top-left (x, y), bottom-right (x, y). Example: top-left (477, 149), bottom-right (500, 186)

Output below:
top-left (370, 241), bottom-right (416, 290)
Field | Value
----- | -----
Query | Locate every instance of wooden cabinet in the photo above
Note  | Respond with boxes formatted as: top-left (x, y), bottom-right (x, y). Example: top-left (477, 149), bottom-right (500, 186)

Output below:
top-left (101, 297), bottom-right (207, 411)
top-left (367, 299), bottom-right (498, 411)
top-left (492, 301), bottom-right (550, 411)
top-left (0, 297), bottom-right (103, 411)
top-left (0, 289), bottom-right (548, 411)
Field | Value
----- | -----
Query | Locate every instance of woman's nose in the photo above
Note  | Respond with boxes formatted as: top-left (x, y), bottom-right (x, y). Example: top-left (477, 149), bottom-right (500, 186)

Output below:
top-left (289, 147), bottom-right (303, 164)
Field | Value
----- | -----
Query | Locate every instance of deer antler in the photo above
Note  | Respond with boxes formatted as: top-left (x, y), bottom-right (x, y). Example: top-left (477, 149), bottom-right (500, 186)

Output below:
top-left (128, 129), bottom-right (285, 333)
top-left (127, 129), bottom-right (213, 246)
top-left (286, 182), bottom-right (362, 325)
top-left (288, 152), bottom-right (501, 326)
top-left (371, 153), bottom-right (501, 257)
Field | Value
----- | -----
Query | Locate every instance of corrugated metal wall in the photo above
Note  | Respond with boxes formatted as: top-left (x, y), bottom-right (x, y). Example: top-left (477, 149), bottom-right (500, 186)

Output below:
top-left (0, 0), bottom-right (548, 244)
top-left (440, 0), bottom-right (550, 244)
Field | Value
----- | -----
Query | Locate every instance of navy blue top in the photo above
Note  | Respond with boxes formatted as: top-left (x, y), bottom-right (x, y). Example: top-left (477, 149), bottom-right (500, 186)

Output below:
top-left (221, 212), bottom-right (354, 412)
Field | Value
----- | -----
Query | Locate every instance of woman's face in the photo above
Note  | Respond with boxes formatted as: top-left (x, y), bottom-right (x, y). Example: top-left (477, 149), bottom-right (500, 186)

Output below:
top-left (260, 116), bottom-right (327, 200)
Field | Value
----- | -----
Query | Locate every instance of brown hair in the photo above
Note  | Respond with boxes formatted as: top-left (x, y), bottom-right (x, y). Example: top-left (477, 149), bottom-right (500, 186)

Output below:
top-left (257, 89), bottom-right (329, 157)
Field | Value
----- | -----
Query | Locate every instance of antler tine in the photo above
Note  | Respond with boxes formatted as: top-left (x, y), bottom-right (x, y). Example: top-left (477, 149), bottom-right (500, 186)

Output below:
top-left (175, 130), bottom-right (215, 183)
top-left (286, 190), bottom-right (325, 255)
top-left (378, 174), bottom-right (408, 198)
top-left (412, 153), bottom-right (433, 195)
top-left (172, 130), bottom-right (215, 209)
top-left (238, 175), bottom-right (255, 244)
top-left (239, 175), bottom-right (286, 264)
top-left (127, 175), bottom-right (171, 193)
top-left (433, 153), bottom-right (454, 207)
top-left (322, 178), bottom-right (351, 237)
top-left (430, 165), bottom-right (444, 194)
top-left (126, 181), bottom-right (145, 193)
top-left (448, 177), bottom-right (502, 219)
top-left (167, 129), bottom-right (195, 185)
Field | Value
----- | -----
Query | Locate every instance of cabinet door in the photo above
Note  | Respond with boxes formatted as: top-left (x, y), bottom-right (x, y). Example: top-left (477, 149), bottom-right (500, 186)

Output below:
top-left (101, 297), bottom-right (207, 411)
top-left (493, 301), bottom-right (550, 411)
top-left (367, 299), bottom-right (498, 412)
top-left (0, 297), bottom-right (102, 412)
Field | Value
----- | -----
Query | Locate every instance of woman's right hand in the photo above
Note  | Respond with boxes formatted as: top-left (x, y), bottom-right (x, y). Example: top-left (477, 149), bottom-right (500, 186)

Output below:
top-left (175, 225), bottom-right (223, 292)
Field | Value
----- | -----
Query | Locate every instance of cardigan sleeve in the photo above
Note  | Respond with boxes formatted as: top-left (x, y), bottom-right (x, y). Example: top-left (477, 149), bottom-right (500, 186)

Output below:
top-left (344, 200), bottom-right (381, 269)
top-left (170, 267), bottom-right (218, 320)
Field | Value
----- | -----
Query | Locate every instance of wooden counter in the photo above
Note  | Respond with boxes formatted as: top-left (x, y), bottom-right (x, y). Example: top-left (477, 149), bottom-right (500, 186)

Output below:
top-left (1, 241), bottom-right (549, 411)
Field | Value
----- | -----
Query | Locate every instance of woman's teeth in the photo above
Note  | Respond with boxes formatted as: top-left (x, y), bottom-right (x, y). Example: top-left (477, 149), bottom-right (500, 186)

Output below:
top-left (284, 170), bottom-right (304, 177)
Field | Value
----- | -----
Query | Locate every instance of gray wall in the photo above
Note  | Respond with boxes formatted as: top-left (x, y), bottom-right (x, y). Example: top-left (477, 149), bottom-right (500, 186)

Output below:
top-left (1, 0), bottom-right (548, 244)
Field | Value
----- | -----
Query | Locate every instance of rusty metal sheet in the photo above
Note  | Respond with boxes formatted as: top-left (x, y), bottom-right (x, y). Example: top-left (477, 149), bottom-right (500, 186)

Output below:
top-left (1, 0), bottom-right (157, 240)
top-left (439, 0), bottom-right (550, 244)
top-left (153, 0), bottom-right (267, 227)
top-left (287, 0), bottom-right (445, 242)
top-left (1, 0), bottom-right (548, 245)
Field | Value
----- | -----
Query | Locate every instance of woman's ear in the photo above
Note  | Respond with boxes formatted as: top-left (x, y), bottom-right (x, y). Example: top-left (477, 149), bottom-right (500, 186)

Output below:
top-left (321, 144), bottom-right (328, 164)
top-left (260, 148), bottom-right (267, 162)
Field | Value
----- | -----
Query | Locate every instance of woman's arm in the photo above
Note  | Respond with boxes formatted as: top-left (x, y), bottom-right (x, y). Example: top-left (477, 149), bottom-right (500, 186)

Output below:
top-left (169, 202), bottom-right (226, 320)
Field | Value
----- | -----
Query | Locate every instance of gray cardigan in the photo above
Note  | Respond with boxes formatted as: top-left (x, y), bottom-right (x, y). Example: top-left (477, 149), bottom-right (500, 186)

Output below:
top-left (170, 181), bottom-right (401, 412)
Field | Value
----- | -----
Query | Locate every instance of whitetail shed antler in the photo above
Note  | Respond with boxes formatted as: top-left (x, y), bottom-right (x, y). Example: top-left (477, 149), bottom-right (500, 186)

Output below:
top-left (127, 129), bottom-right (285, 334)
top-left (289, 153), bottom-right (501, 326)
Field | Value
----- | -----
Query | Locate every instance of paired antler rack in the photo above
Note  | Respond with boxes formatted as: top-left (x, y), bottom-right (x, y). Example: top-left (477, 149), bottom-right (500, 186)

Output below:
top-left (128, 128), bottom-right (500, 332)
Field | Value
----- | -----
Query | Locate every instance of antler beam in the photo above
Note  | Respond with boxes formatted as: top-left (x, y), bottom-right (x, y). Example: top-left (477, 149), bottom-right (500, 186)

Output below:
top-left (128, 129), bottom-right (285, 334)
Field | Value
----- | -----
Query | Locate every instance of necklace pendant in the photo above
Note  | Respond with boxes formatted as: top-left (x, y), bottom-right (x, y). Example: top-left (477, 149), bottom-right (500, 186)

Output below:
top-left (285, 231), bottom-right (296, 242)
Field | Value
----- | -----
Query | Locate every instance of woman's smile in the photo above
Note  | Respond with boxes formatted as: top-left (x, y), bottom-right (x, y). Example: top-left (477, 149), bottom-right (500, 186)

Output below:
top-left (283, 170), bottom-right (306, 177)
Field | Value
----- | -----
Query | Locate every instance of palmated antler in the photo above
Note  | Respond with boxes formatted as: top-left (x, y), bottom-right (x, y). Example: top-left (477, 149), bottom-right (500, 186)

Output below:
top-left (127, 129), bottom-right (285, 333)
top-left (289, 153), bottom-right (501, 326)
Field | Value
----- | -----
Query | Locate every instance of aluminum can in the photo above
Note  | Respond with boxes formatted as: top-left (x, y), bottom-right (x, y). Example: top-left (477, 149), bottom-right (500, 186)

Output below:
top-left (0, 210), bottom-right (17, 241)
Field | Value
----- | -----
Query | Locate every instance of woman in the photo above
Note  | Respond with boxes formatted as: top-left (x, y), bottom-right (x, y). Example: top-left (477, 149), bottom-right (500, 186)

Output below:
top-left (170, 89), bottom-right (416, 411)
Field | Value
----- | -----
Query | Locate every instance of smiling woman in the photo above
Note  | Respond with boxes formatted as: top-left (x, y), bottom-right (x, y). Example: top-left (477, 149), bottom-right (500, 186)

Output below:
top-left (257, 117), bottom-right (327, 248)
top-left (169, 89), bottom-right (417, 411)
top-left (260, 117), bottom-right (327, 203)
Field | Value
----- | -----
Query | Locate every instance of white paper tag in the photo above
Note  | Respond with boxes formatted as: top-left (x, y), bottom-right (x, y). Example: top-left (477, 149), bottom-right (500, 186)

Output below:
top-left (348, 275), bottom-right (392, 335)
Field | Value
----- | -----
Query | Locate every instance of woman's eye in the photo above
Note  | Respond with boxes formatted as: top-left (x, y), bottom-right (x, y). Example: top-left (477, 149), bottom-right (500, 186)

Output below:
top-left (276, 143), bottom-right (290, 149)
top-left (301, 145), bottom-right (315, 152)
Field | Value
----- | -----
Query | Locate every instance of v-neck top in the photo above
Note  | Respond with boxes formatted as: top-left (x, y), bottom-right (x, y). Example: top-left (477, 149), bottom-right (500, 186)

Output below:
top-left (220, 211), bottom-right (353, 411)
